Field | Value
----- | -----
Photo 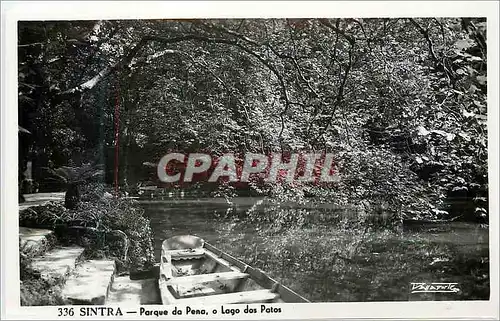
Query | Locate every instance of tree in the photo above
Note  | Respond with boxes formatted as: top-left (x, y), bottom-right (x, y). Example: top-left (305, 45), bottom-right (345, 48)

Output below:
top-left (18, 18), bottom-right (488, 222)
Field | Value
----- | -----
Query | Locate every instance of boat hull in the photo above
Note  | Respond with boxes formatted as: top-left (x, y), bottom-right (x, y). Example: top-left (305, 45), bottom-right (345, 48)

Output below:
top-left (159, 235), bottom-right (309, 304)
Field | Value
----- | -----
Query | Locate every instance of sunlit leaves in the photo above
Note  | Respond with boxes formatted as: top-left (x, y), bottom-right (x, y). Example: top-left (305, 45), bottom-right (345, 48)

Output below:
top-left (19, 18), bottom-right (488, 222)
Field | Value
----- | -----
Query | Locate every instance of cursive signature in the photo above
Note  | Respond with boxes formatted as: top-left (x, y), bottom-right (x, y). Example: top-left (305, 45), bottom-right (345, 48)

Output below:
top-left (410, 282), bottom-right (460, 293)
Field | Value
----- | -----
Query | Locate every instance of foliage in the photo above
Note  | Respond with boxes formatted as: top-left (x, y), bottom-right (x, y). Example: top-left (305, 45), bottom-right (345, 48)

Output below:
top-left (19, 183), bottom-right (155, 271)
top-left (41, 163), bottom-right (105, 209)
top-left (18, 18), bottom-right (488, 223)
top-left (19, 241), bottom-right (66, 306)
top-left (76, 191), bottom-right (156, 271)
top-left (43, 164), bottom-right (104, 185)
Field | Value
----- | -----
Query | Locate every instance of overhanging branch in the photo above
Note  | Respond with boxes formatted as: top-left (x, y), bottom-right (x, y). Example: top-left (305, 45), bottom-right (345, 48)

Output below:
top-left (62, 32), bottom-right (293, 146)
top-left (62, 34), bottom-right (290, 108)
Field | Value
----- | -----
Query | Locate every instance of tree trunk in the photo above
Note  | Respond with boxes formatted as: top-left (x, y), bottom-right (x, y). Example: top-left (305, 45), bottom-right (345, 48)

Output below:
top-left (65, 183), bottom-right (80, 209)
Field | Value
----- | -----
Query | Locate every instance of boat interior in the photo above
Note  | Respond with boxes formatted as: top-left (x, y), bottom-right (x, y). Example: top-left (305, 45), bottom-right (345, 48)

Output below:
top-left (158, 235), bottom-right (307, 304)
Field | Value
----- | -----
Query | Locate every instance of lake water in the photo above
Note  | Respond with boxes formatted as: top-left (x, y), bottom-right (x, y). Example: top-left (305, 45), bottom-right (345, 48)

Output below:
top-left (139, 197), bottom-right (264, 259)
top-left (139, 197), bottom-right (489, 302)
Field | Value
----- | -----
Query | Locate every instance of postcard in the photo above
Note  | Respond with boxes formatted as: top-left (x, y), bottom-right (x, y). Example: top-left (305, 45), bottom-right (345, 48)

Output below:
top-left (1, 1), bottom-right (498, 320)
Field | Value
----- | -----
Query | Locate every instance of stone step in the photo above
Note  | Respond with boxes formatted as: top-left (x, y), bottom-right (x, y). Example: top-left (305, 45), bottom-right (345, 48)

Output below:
top-left (19, 227), bottom-right (56, 257)
top-left (19, 192), bottom-right (65, 211)
top-left (106, 276), bottom-right (160, 305)
top-left (62, 260), bottom-right (116, 305)
top-left (30, 246), bottom-right (84, 280)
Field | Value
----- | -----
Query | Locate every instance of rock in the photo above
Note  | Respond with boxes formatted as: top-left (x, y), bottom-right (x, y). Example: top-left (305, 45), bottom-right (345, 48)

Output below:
top-left (62, 260), bottom-right (116, 305)
top-left (106, 276), bottom-right (160, 304)
top-left (30, 246), bottom-right (84, 280)
top-left (19, 227), bottom-right (55, 256)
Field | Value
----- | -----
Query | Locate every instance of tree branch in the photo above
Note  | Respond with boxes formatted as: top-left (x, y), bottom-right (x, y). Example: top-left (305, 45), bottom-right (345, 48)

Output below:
top-left (18, 42), bottom-right (44, 48)
top-left (62, 34), bottom-right (291, 117)
top-left (311, 41), bottom-right (354, 146)
top-left (318, 19), bottom-right (356, 46)
top-left (409, 18), bottom-right (438, 64)
top-left (199, 24), bottom-right (294, 143)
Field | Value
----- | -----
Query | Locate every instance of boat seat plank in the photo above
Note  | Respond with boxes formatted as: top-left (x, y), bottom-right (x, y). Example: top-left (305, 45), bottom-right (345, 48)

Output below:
top-left (159, 279), bottom-right (178, 304)
top-left (167, 249), bottom-right (205, 260)
top-left (174, 283), bottom-right (223, 299)
top-left (159, 236), bottom-right (310, 304)
top-left (203, 250), bottom-right (241, 272)
top-left (162, 235), bottom-right (204, 251)
top-left (166, 271), bottom-right (249, 286)
top-left (176, 289), bottom-right (279, 305)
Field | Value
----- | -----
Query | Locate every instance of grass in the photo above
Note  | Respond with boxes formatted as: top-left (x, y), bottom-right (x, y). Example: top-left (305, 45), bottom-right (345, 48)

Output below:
top-left (20, 277), bottom-right (66, 306)
top-left (19, 241), bottom-right (66, 306)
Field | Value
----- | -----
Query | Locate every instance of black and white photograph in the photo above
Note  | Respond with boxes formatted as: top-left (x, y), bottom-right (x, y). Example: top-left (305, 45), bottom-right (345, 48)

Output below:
top-left (1, 1), bottom-right (499, 320)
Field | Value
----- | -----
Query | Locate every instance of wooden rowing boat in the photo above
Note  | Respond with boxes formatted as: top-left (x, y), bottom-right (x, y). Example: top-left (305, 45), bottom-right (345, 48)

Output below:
top-left (158, 235), bottom-right (310, 305)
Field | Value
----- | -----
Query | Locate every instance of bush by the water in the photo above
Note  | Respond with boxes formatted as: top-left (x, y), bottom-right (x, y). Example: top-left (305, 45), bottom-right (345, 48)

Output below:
top-left (19, 183), bottom-right (155, 272)
top-left (19, 184), bottom-right (155, 305)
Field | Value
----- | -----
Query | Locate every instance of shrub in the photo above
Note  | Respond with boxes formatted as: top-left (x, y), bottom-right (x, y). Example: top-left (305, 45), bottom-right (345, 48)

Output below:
top-left (19, 241), bottom-right (66, 306)
top-left (19, 183), bottom-right (155, 272)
